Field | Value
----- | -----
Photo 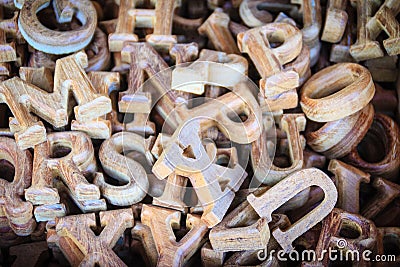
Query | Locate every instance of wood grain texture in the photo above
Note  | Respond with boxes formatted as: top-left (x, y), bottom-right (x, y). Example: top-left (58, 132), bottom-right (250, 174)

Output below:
top-left (119, 42), bottom-right (177, 132)
top-left (18, 0), bottom-right (97, 54)
top-left (0, 52), bottom-right (112, 149)
top-left (131, 221), bottom-right (158, 267)
top-left (220, 213), bottom-right (290, 266)
top-left (239, 0), bottom-right (273, 27)
top-left (238, 22), bottom-right (301, 99)
top-left (85, 28), bottom-right (111, 72)
top-left (19, 66), bottom-right (54, 93)
top-left (152, 119), bottom-right (248, 227)
top-left (321, 0), bottom-right (348, 43)
top-left (55, 208), bottom-right (134, 266)
top-left (328, 159), bottom-right (370, 214)
top-left (95, 132), bottom-right (150, 206)
top-left (302, 0), bottom-right (321, 66)
top-left (0, 137), bottom-right (36, 236)
top-left (25, 131), bottom-right (106, 220)
top-left (350, 0), bottom-right (385, 61)
top-left (330, 10), bottom-right (356, 63)
top-left (85, 71), bottom-right (122, 135)
top-left (198, 8), bottom-right (240, 54)
top-left (209, 195), bottom-right (269, 252)
top-left (171, 51), bottom-right (247, 95)
top-left (0, 27), bottom-right (17, 63)
top-left (304, 208), bottom-right (377, 266)
top-left (108, 0), bottom-right (139, 52)
top-left (344, 113), bottom-right (400, 180)
top-left (141, 204), bottom-right (208, 267)
top-left (247, 168), bottom-right (338, 253)
top-left (252, 114), bottom-right (306, 185)
top-left (300, 63), bottom-right (375, 122)
top-left (305, 103), bottom-right (375, 159)
top-left (146, 0), bottom-right (179, 51)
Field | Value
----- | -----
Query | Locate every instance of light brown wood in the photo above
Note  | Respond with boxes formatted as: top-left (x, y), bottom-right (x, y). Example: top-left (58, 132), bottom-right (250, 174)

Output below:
top-left (238, 22), bottom-right (301, 98)
top-left (369, 0), bottom-right (400, 56)
top-left (199, 8), bottom-right (240, 54)
top-left (321, 0), bottom-right (348, 43)
top-left (25, 131), bottom-right (106, 220)
top-left (0, 4), bottom-right (19, 65)
top-left (329, 6), bottom-right (355, 63)
top-left (85, 71), bottom-right (124, 134)
top-left (222, 213), bottom-right (290, 266)
top-left (146, 0), bottom-right (180, 51)
top-left (108, 0), bottom-right (139, 52)
top-left (300, 63), bottom-right (375, 122)
top-left (305, 103), bottom-right (375, 159)
top-left (239, 0), bottom-right (273, 27)
top-left (304, 208), bottom-right (377, 266)
top-left (152, 172), bottom-right (188, 212)
top-left (237, 22), bottom-right (307, 113)
top-left (252, 114), bottom-right (306, 185)
top-left (301, 0), bottom-right (322, 66)
top-left (328, 159), bottom-right (370, 214)
top-left (209, 196), bottom-right (269, 252)
top-left (152, 119), bottom-right (249, 227)
top-left (119, 42), bottom-right (179, 132)
top-left (171, 51), bottom-right (247, 95)
top-left (19, 66), bottom-right (54, 93)
top-left (0, 137), bottom-right (36, 236)
top-left (361, 177), bottom-right (400, 220)
top-left (169, 42), bottom-right (199, 101)
top-left (151, 134), bottom-right (189, 212)
top-left (170, 43), bottom-right (199, 65)
top-left (85, 28), bottom-right (112, 72)
top-left (18, 0), bottom-right (97, 54)
top-left (0, 52), bottom-right (112, 149)
top-left (141, 204), bottom-right (208, 267)
top-left (350, 0), bottom-right (384, 61)
top-left (94, 132), bottom-right (151, 206)
top-left (247, 168), bottom-right (337, 253)
top-left (0, 28), bottom-right (16, 63)
top-left (55, 208), bottom-right (134, 266)
top-left (201, 242), bottom-right (226, 267)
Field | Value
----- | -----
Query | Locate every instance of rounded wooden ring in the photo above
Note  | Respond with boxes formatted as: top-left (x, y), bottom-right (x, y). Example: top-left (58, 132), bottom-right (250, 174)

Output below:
top-left (306, 103), bottom-right (374, 159)
top-left (344, 113), bottom-right (400, 180)
top-left (18, 0), bottom-right (97, 55)
top-left (300, 63), bottom-right (375, 122)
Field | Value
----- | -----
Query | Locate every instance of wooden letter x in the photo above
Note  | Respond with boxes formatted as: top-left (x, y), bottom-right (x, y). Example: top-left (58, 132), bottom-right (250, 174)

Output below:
top-left (56, 209), bottom-right (134, 266)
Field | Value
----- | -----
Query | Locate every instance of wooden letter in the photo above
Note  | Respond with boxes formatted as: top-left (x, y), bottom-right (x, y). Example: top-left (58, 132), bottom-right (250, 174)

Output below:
top-left (0, 137), bottom-right (36, 236)
top-left (141, 204), bottom-right (208, 267)
top-left (55, 209), bottom-right (134, 266)
top-left (247, 168), bottom-right (338, 252)
top-left (94, 132), bottom-right (150, 206)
